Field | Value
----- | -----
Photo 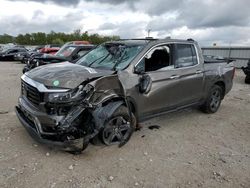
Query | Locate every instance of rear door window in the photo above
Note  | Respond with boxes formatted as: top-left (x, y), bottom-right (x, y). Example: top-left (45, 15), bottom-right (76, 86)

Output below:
top-left (175, 44), bottom-right (198, 68)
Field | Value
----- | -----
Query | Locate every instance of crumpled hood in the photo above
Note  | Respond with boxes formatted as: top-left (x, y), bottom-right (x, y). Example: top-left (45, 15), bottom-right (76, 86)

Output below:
top-left (26, 62), bottom-right (114, 89)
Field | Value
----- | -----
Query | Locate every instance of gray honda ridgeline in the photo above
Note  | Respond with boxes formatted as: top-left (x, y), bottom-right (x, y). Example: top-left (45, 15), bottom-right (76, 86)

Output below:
top-left (16, 38), bottom-right (235, 153)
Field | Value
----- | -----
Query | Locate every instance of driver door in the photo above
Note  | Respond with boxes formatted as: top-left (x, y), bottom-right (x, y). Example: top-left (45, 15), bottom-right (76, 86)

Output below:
top-left (134, 44), bottom-right (183, 118)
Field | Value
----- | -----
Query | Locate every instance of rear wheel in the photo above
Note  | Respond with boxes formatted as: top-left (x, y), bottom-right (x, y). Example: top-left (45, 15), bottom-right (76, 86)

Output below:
top-left (200, 85), bottom-right (223, 113)
top-left (101, 106), bottom-right (136, 146)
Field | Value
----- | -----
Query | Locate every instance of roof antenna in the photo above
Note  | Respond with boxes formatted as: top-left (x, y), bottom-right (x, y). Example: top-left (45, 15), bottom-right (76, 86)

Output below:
top-left (147, 29), bottom-right (151, 38)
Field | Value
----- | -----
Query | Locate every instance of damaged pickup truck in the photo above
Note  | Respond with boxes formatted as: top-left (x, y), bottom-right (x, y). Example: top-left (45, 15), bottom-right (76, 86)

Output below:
top-left (16, 38), bottom-right (235, 153)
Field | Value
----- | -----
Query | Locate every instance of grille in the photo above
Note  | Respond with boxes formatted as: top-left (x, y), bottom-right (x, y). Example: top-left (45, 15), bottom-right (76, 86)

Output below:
top-left (21, 80), bottom-right (43, 106)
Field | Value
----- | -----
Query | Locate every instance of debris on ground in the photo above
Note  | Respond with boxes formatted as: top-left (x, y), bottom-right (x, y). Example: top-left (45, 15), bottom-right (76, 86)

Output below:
top-left (148, 125), bottom-right (161, 130)
top-left (108, 176), bottom-right (114, 181)
top-left (68, 165), bottom-right (74, 170)
top-left (0, 111), bottom-right (8, 114)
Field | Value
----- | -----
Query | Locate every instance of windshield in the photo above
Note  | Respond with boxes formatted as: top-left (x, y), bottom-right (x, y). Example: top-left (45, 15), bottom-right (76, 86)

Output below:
top-left (55, 46), bottom-right (76, 57)
top-left (76, 43), bottom-right (144, 70)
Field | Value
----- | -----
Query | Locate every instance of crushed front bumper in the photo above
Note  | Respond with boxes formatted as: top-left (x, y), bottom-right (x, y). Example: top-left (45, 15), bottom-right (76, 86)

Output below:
top-left (15, 98), bottom-right (84, 151)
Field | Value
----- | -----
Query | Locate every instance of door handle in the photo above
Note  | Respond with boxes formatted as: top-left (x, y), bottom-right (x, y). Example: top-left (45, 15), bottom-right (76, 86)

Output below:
top-left (196, 70), bottom-right (203, 74)
top-left (170, 75), bottom-right (180, 79)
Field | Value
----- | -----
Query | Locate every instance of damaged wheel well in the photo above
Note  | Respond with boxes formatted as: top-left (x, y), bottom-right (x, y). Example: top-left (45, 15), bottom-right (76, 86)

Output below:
top-left (102, 97), bottom-right (137, 119)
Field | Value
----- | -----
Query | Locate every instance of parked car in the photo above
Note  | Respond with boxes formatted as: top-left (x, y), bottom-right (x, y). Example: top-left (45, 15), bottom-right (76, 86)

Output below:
top-left (22, 44), bottom-right (95, 73)
top-left (39, 44), bottom-right (61, 54)
top-left (242, 60), bottom-right (250, 84)
top-left (14, 46), bottom-right (45, 63)
top-left (0, 48), bottom-right (27, 61)
top-left (63, 41), bottom-right (91, 46)
top-left (15, 38), bottom-right (235, 153)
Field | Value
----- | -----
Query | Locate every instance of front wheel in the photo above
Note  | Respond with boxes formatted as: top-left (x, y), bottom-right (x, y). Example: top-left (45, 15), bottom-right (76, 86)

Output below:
top-left (200, 85), bottom-right (223, 114)
top-left (101, 106), bottom-right (136, 146)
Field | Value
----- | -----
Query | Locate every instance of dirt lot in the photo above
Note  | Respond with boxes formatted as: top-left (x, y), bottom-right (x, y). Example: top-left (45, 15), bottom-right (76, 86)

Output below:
top-left (0, 61), bottom-right (249, 188)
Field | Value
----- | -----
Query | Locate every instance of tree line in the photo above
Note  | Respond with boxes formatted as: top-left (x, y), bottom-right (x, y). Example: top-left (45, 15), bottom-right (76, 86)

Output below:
top-left (0, 30), bottom-right (120, 45)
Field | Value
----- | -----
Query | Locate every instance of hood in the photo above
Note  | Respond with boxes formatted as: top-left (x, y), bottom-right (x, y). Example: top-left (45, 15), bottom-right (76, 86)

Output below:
top-left (26, 62), bottom-right (114, 89)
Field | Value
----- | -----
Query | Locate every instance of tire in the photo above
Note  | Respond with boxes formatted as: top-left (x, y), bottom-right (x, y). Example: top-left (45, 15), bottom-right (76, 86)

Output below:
top-left (99, 106), bottom-right (136, 146)
top-left (200, 85), bottom-right (223, 114)
top-left (245, 76), bottom-right (250, 84)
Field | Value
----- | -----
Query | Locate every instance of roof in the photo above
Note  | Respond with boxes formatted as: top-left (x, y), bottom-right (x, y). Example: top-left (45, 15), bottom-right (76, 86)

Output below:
top-left (66, 44), bottom-right (95, 48)
top-left (109, 38), bottom-right (196, 46)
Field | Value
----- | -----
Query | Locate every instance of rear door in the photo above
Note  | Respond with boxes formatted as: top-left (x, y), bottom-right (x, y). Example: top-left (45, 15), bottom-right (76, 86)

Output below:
top-left (173, 43), bottom-right (204, 105)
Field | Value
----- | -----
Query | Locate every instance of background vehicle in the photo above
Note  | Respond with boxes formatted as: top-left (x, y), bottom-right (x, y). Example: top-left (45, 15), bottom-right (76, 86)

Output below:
top-left (14, 46), bottom-right (45, 63)
top-left (16, 38), bottom-right (235, 153)
top-left (63, 41), bottom-right (91, 46)
top-left (22, 44), bottom-right (95, 73)
top-left (0, 48), bottom-right (27, 61)
top-left (39, 44), bottom-right (61, 54)
top-left (242, 60), bottom-right (250, 84)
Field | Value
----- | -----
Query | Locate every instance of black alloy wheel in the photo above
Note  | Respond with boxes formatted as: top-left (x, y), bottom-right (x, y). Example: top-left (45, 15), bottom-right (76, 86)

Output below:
top-left (102, 116), bottom-right (132, 146)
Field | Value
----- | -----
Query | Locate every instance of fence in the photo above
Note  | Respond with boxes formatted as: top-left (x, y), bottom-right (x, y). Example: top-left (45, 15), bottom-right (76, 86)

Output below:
top-left (201, 47), bottom-right (250, 68)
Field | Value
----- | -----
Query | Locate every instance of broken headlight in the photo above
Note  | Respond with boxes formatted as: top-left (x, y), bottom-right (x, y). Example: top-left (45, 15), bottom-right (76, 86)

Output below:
top-left (48, 84), bottom-right (94, 103)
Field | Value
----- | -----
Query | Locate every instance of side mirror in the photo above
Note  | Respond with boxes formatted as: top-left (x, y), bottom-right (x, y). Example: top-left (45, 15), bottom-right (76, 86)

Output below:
top-left (134, 65), bottom-right (144, 74)
top-left (72, 54), bottom-right (80, 60)
top-left (139, 74), bottom-right (152, 94)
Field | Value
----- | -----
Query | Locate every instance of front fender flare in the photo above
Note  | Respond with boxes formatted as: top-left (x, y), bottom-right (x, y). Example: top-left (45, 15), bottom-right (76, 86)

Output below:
top-left (91, 101), bottom-right (124, 130)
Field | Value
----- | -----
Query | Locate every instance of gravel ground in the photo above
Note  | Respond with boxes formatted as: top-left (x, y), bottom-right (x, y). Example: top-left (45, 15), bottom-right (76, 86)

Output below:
top-left (0, 61), bottom-right (249, 188)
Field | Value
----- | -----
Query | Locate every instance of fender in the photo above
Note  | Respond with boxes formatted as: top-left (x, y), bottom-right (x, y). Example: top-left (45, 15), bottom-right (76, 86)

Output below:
top-left (91, 101), bottom-right (124, 130)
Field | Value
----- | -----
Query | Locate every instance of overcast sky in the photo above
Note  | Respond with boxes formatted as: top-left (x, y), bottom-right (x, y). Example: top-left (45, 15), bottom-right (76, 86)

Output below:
top-left (0, 0), bottom-right (250, 46)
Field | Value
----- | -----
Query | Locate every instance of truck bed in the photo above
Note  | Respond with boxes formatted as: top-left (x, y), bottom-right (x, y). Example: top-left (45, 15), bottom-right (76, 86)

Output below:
top-left (203, 55), bottom-right (234, 64)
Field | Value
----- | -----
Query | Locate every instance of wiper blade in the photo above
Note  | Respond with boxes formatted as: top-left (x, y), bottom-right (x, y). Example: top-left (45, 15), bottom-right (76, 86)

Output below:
top-left (88, 54), bottom-right (108, 67)
top-left (112, 50), bottom-right (128, 71)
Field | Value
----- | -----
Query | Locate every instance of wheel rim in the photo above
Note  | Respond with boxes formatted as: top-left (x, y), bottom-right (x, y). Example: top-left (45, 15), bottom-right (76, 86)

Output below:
top-left (102, 116), bottom-right (131, 146)
top-left (210, 89), bottom-right (221, 111)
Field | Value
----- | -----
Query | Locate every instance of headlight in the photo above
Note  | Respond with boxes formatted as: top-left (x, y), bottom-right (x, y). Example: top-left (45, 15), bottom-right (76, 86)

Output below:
top-left (27, 60), bottom-right (30, 65)
top-left (48, 84), bottom-right (94, 103)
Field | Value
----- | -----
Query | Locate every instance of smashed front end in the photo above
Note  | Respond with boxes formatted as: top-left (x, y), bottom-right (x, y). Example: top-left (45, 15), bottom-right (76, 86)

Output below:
top-left (15, 71), bottom-right (129, 152)
top-left (15, 74), bottom-right (100, 151)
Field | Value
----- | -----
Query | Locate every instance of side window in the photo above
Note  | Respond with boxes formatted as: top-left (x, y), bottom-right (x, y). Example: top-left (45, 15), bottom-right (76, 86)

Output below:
top-left (137, 45), bottom-right (172, 72)
top-left (8, 50), bottom-right (17, 54)
top-left (77, 49), bottom-right (89, 57)
top-left (175, 44), bottom-right (198, 68)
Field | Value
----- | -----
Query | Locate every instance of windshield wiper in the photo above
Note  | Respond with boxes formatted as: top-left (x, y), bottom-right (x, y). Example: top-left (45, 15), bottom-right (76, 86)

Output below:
top-left (112, 50), bottom-right (128, 71)
top-left (88, 53), bottom-right (111, 68)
